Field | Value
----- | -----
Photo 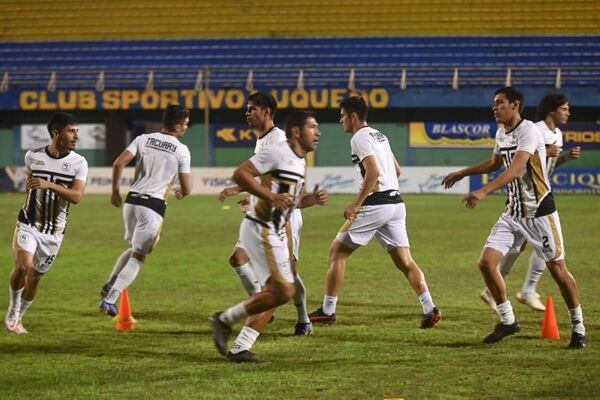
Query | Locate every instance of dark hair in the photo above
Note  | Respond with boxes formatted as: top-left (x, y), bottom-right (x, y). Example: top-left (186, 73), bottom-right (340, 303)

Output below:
top-left (494, 86), bottom-right (525, 113)
top-left (536, 92), bottom-right (569, 121)
top-left (163, 104), bottom-right (190, 131)
top-left (285, 110), bottom-right (317, 139)
top-left (339, 96), bottom-right (368, 121)
top-left (47, 112), bottom-right (78, 138)
top-left (248, 92), bottom-right (278, 119)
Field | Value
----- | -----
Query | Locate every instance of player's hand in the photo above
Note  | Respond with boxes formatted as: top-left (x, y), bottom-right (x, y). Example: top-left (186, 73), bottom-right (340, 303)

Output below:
top-left (343, 202), bottom-right (360, 220)
top-left (462, 190), bottom-right (486, 209)
top-left (237, 198), bottom-right (249, 213)
top-left (441, 171), bottom-right (464, 189)
top-left (26, 177), bottom-right (51, 191)
top-left (173, 186), bottom-right (184, 200)
top-left (547, 144), bottom-right (561, 157)
top-left (566, 146), bottom-right (581, 160)
top-left (111, 191), bottom-right (123, 208)
top-left (313, 184), bottom-right (329, 206)
top-left (272, 193), bottom-right (293, 210)
top-left (219, 186), bottom-right (240, 203)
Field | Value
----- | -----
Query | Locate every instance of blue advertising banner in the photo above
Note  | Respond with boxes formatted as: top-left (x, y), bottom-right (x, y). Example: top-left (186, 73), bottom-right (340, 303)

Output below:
top-left (212, 124), bottom-right (258, 148)
top-left (409, 122), bottom-right (498, 148)
top-left (470, 168), bottom-right (600, 194)
top-left (562, 123), bottom-right (600, 150)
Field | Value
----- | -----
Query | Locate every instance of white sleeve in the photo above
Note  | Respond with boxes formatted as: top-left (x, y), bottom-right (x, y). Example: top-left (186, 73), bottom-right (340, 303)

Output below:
top-left (75, 158), bottom-right (88, 183)
top-left (24, 150), bottom-right (32, 172)
top-left (492, 128), bottom-right (502, 155)
top-left (249, 146), bottom-right (278, 175)
top-left (352, 134), bottom-right (374, 161)
top-left (125, 135), bottom-right (141, 156)
top-left (517, 126), bottom-right (539, 155)
top-left (178, 145), bottom-right (191, 174)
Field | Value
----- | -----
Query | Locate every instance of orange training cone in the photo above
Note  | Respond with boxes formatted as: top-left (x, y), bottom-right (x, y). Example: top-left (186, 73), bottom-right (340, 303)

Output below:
top-left (114, 288), bottom-right (137, 331)
top-left (541, 295), bottom-right (560, 340)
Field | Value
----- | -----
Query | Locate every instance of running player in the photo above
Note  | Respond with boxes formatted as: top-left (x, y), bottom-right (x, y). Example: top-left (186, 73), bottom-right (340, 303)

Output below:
top-left (442, 87), bottom-right (585, 348)
top-left (308, 96), bottom-right (442, 329)
top-left (5, 112), bottom-right (88, 334)
top-left (99, 105), bottom-right (192, 316)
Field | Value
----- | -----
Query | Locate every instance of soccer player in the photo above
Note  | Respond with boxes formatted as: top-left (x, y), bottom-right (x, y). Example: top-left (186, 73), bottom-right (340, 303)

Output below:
top-left (479, 93), bottom-right (581, 313)
top-left (218, 92), bottom-right (325, 336)
top-left (99, 105), bottom-right (192, 316)
top-left (5, 112), bottom-right (88, 334)
top-left (308, 96), bottom-right (442, 329)
top-left (442, 87), bottom-right (586, 348)
top-left (211, 110), bottom-right (322, 362)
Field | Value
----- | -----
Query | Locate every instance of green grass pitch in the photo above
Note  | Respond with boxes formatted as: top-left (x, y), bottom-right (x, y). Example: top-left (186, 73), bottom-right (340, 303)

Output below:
top-left (0, 193), bottom-right (598, 399)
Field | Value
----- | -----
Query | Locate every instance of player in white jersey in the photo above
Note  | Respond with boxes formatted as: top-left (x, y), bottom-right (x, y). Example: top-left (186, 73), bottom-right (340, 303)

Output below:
top-left (218, 92), bottom-right (326, 336)
top-left (5, 112), bottom-right (88, 334)
top-left (211, 110), bottom-right (323, 362)
top-left (99, 105), bottom-right (192, 316)
top-left (443, 87), bottom-right (585, 348)
top-left (308, 96), bottom-right (442, 329)
top-left (479, 93), bottom-right (582, 313)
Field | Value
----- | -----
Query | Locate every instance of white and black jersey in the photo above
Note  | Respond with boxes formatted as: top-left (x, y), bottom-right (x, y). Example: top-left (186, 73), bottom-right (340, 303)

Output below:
top-left (246, 141), bottom-right (305, 233)
top-left (18, 146), bottom-right (88, 234)
top-left (254, 126), bottom-right (286, 154)
top-left (535, 120), bottom-right (563, 176)
top-left (351, 126), bottom-right (402, 205)
top-left (125, 132), bottom-right (191, 216)
top-left (493, 119), bottom-right (554, 218)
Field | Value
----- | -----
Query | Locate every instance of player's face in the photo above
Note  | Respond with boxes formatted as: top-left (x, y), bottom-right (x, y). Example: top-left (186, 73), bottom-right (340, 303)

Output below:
top-left (298, 117), bottom-right (320, 152)
top-left (55, 123), bottom-right (79, 151)
top-left (550, 102), bottom-right (570, 126)
top-left (176, 117), bottom-right (190, 136)
top-left (492, 94), bottom-right (519, 124)
top-left (340, 109), bottom-right (352, 133)
top-left (246, 102), bottom-right (269, 129)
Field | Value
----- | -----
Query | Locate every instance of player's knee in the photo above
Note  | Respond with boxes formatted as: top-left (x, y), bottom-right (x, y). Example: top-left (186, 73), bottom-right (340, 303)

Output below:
top-left (274, 282), bottom-right (295, 304)
top-left (477, 257), bottom-right (495, 273)
top-left (229, 248), bottom-right (248, 267)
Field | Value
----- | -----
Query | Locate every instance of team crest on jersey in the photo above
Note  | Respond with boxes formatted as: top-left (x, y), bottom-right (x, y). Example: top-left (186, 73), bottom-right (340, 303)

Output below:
top-left (19, 234), bottom-right (28, 243)
top-left (62, 162), bottom-right (71, 172)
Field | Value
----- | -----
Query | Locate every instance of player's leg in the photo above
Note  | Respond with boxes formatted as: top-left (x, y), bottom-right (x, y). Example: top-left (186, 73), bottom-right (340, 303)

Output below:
top-left (288, 212), bottom-right (311, 335)
top-left (480, 241), bottom-right (525, 312)
top-left (515, 251), bottom-right (546, 311)
top-left (101, 248), bottom-right (132, 297)
top-left (6, 246), bottom-right (33, 333)
top-left (229, 244), bottom-right (260, 296)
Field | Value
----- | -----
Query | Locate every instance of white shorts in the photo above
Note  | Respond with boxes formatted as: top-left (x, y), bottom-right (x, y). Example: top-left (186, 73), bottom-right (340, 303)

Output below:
top-left (485, 211), bottom-right (565, 262)
top-left (239, 218), bottom-right (294, 286)
top-left (13, 222), bottom-right (63, 273)
top-left (336, 203), bottom-right (410, 251)
top-left (123, 203), bottom-right (163, 255)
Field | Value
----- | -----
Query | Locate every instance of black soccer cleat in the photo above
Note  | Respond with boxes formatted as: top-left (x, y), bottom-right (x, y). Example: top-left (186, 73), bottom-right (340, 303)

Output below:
top-left (308, 307), bottom-right (336, 324)
top-left (294, 322), bottom-right (313, 336)
top-left (226, 350), bottom-right (260, 363)
top-left (210, 312), bottom-right (232, 356)
top-left (420, 307), bottom-right (442, 329)
top-left (568, 332), bottom-right (586, 349)
top-left (100, 282), bottom-right (112, 299)
top-left (483, 321), bottom-right (521, 344)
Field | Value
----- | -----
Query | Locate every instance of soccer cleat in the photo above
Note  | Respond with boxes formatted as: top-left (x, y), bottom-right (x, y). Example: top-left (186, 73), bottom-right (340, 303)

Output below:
top-left (100, 282), bottom-right (112, 298)
top-left (420, 307), bottom-right (442, 329)
top-left (483, 321), bottom-right (521, 343)
top-left (480, 289), bottom-right (498, 312)
top-left (294, 322), bottom-right (313, 336)
top-left (12, 320), bottom-right (28, 335)
top-left (516, 292), bottom-right (545, 312)
top-left (568, 332), bottom-right (586, 349)
top-left (210, 312), bottom-right (232, 356)
top-left (4, 309), bottom-right (20, 333)
top-left (226, 350), bottom-right (260, 363)
top-left (308, 307), bottom-right (336, 324)
top-left (99, 300), bottom-right (118, 317)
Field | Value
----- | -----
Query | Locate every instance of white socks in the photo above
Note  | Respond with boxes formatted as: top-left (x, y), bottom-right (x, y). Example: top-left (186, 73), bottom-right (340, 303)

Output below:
top-left (322, 295), bottom-right (337, 315)
top-left (418, 291), bottom-right (435, 314)
top-left (107, 249), bottom-right (132, 285)
top-left (234, 263), bottom-right (261, 295)
top-left (220, 302), bottom-right (249, 326)
top-left (497, 300), bottom-right (516, 325)
top-left (521, 252), bottom-right (546, 294)
top-left (19, 300), bottom-right (32, 319)
top-left (104, 258), bottom-right (142, 304)
top-left (569, 305), bottom-right (585, 335)
top-left (230, 326), bottom-right (259, 354)
top-left (294, 273), bottom-right (309, 323)
top-left (8, 286), bottom-right (23, 312)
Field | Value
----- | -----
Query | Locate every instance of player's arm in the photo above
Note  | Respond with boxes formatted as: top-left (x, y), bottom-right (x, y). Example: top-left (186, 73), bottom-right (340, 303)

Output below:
top-left (174, 172), bottom-right (192, 199)
top-left (555, 146), bottom-right (581, 167)
top-left (26, 177), bottom-right (86, 204)
top-left (463, 150), bottom-right (530, 208)
top-left (111, 149), bottom-right (135, 207)
top-left (442, 155), bottom-right (503, 189)
top-left (393, 155), bottom-right (402, 177)
top-left (232, 160), bottom-right (292, 210)
top-left (344, 155), bottom-right (379, 220)
top-left (299, 185), bottom-right (328, 208)
top-left (218, 185), bottom-right (244, 203)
